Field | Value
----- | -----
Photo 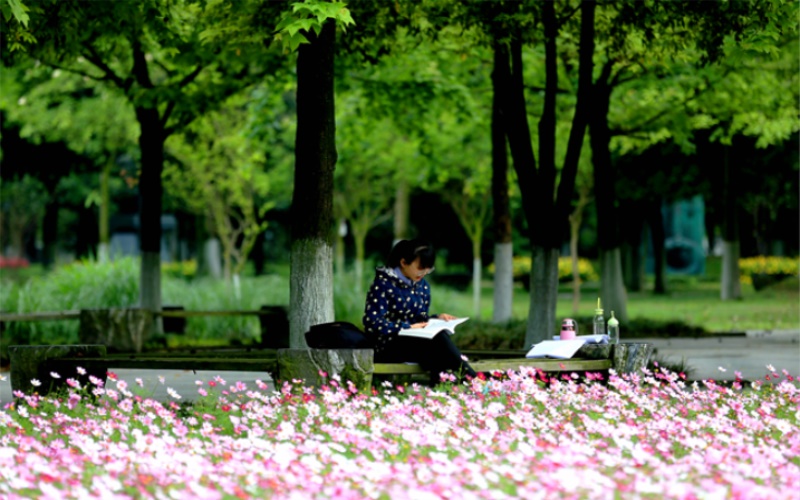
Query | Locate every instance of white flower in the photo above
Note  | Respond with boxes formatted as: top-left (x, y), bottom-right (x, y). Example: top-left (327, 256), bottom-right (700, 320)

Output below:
top-left (718, 366), bottom-right (727, 372)
top-left (76, 366), bottom-right (87, 375)
top-left (31, 379), bottom-right (41, 387)
top-left (167, 388), bottom-right (181, 400)
top-left (50, 372), bottom-right (61, 379)
top-left (766, 364), bottom-right (776, 373)
top-left (158, 376), bottom-right (166, 385)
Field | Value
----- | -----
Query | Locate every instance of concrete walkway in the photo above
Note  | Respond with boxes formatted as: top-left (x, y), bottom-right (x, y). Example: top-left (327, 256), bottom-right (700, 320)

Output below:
top-left (640, 330), bottom-right (800, 382)
top-left (2, 331), bottom-right (798, 403)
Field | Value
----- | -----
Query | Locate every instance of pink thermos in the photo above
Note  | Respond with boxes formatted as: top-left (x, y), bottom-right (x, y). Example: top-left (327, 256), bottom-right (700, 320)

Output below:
top-left (560, 318), bottom-right (577, 340)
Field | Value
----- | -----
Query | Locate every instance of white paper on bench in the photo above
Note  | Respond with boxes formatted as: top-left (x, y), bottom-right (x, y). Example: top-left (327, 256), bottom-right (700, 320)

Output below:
top-left (526, 335), bottom-right (609, 359)
top-left (526, 340), bottom-right (586, 359)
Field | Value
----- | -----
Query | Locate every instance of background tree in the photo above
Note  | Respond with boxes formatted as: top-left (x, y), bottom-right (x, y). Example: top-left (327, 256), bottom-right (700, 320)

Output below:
top-left (164, 92), bottom-right (272, 288)
top-left (0, 175), bottom-right (49, 259)
top-left (479, 0), bottom-right (596, 345)
top-left (1, 64), bottom-right (138, 263)
top-left (334, 96), bottom-right (413, 294)
top-left (2, 0), bottom-right (284, 319)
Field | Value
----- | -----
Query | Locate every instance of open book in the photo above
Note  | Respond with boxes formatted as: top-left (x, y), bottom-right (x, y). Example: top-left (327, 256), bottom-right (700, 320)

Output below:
top-left (398, 317), bottom-right (469, 340)
top-left (525, 334), bottom-right (609, 359)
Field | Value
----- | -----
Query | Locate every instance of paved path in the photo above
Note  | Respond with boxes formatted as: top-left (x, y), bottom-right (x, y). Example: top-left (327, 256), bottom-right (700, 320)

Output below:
top-left (2, 330), bottom-right (798, 403)
top-left (639, 330), bottom-right (799, 382)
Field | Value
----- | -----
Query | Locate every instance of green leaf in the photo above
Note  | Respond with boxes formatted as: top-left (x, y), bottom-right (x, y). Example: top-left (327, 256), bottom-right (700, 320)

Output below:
top-left (5, 0), bottom-right (30, 27)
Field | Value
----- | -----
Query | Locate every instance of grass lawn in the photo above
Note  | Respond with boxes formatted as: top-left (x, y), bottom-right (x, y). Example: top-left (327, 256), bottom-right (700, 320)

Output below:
top-left (432, 275), bottom-right (800, 333)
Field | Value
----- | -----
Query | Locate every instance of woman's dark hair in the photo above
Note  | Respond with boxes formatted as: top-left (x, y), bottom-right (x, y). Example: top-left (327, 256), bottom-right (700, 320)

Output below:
top-left (386, 239), bottom-right (436, 269)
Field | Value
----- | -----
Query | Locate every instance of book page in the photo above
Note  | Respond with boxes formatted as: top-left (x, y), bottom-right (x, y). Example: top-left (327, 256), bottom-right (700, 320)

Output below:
top-left (399, 317), bottom-right (469, 338)
top-left (525, 339), bottom-right (587, 359)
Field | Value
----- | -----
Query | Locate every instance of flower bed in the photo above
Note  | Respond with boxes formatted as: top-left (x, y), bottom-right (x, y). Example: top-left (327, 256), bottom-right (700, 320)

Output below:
top-left (739, 256), bottom-right (800, 290)
top-left (1, 366), bottom-right (798, 499)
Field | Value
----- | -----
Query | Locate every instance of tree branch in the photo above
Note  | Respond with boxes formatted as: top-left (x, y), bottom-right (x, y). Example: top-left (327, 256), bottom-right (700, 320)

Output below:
top-left (130, 38), bottom-right (153, 89)
top-left (41, 61), bottom-right (107, 83)
top-left (80, 43), bottom-right (128, 89)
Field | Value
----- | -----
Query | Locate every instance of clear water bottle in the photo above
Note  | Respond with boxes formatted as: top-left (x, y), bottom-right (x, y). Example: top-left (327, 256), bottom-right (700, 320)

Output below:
top-left (593, 298), bottom-right (605, 337)
top-left (607, 310), bottom-right (619, 344)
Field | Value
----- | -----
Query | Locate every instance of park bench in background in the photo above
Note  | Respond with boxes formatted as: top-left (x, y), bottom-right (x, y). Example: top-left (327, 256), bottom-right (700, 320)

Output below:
top-left (0, 306), bottom-right (290, 354)
top-left (8, 342), bottom-right (653, 396)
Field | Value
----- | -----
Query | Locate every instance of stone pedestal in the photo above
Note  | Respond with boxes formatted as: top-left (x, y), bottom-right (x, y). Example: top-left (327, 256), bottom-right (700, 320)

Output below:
top-left (576, 343), bottom-right (613, 360)
top-left (277, 348), bottom-right (374, 392)
top-left (612, 342), bottom-right (653, 374)
top-left (78, 308), bottom-right (153, 353)
top-left (9, 344), bottom-right (107, 396)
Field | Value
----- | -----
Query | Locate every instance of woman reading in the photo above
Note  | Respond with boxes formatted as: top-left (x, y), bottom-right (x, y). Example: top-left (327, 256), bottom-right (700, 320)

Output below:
top-left (363, 239), bottom-right (477, 384)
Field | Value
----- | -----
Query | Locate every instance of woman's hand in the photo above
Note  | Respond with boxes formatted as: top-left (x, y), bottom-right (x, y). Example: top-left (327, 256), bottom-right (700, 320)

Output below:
top-left (437, 313), bottom-right (457, 321)
top-left (410, 322), bottom-right (428, 329)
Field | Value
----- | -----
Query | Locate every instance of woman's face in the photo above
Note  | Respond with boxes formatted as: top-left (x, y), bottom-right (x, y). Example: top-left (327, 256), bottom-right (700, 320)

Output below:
top-left (400, 257), bottom-right (434, 282)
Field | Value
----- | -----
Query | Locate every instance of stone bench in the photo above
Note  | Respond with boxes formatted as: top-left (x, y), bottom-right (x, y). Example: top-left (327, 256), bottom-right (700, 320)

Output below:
top-left (277, 343), bottom-right (653, 392)
top-left (9, 342), bottom-right (653, 396)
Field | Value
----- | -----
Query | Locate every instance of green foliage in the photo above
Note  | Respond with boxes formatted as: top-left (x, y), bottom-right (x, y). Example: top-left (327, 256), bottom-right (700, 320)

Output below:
top-left (0, 175), bottom-right (50, 255)
top-left (489, 256), bottom-right (599, 284)
top-left (1, 0), bottom-right (35, 50)
top-left (739, 256), bottom-right (799, 277)
top-left (161, 259), bottom-right (198, 280)
top-left (164, 91), bottom-right (273, 279)
top-left (274, 0), bottom-right (355, 52)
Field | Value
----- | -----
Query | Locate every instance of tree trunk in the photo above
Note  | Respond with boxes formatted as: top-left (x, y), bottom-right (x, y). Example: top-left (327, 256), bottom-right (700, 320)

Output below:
top-left (646, 200), bottom-right (667, 295)
top-left (252, 228), bottom-right (266, 276)
top-left (720, 147), bottom-right (741, 300)
top-left (569, 185), bottom-right (591, 315)
top-left (41, 199), bottom-right (58, 269)
top-left (492, 242), bottom-right (513, 323)
top-left (491, 42), bottom-right (513, 324)
top-left (498, 1), bottom-right (595, 342)
top-left (472, 236), bottom-right (482, 319)
top-left (589, 64), bottom-right (628, 322)
top-left (393, 180), bottom-right (410, 244)
top-left (353, 226), bottom-right (366, 298)
top-left (525, 246), bottom-right (560, 347)
top-left (98, 161), bottom-right (111, 263)
top-left (599, 248), bottom-right (628, 322)
top-left (569, 213), bottom-right (582, 315)
top-left (290, 20), bottom-right (337, 347)
top-left (621, 202), bottom-right (644, 292)
top-left (335, 218), bottom-right (346, 277)
top-left (204, 238), bottom-right (222, 279)
top-left (135, 105), bottom-right (164, 325)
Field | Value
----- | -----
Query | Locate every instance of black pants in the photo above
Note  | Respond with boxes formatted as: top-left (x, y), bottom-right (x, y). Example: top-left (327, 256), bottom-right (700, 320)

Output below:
top-left (375, 331), bottom-right (477, 384)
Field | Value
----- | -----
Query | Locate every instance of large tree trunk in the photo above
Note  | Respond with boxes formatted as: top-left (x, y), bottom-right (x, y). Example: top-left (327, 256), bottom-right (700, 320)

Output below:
top-left (526, 246), bottom-right (560, 346)
top-left (393, 180), bottom-right (410, 244)
top-left (720, 147), bottom-right (741, 300)
top-left (491, 43), bottom-right (514, 324)
top-left (589, 64), bottom-right (628, 322)
top-left (290, 21), bottom-right (337, 347)
top-left (135, 106), bottom-right (164, 329)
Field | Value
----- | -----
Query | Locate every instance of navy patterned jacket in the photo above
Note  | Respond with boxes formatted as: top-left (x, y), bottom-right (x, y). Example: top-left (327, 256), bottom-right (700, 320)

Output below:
top-left (363, 267), bottom-right (432, 354)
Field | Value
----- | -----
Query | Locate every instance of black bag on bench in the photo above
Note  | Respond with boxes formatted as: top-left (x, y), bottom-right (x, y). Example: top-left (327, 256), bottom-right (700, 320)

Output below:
top-left (304, 321), bottom-right (374, 349)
